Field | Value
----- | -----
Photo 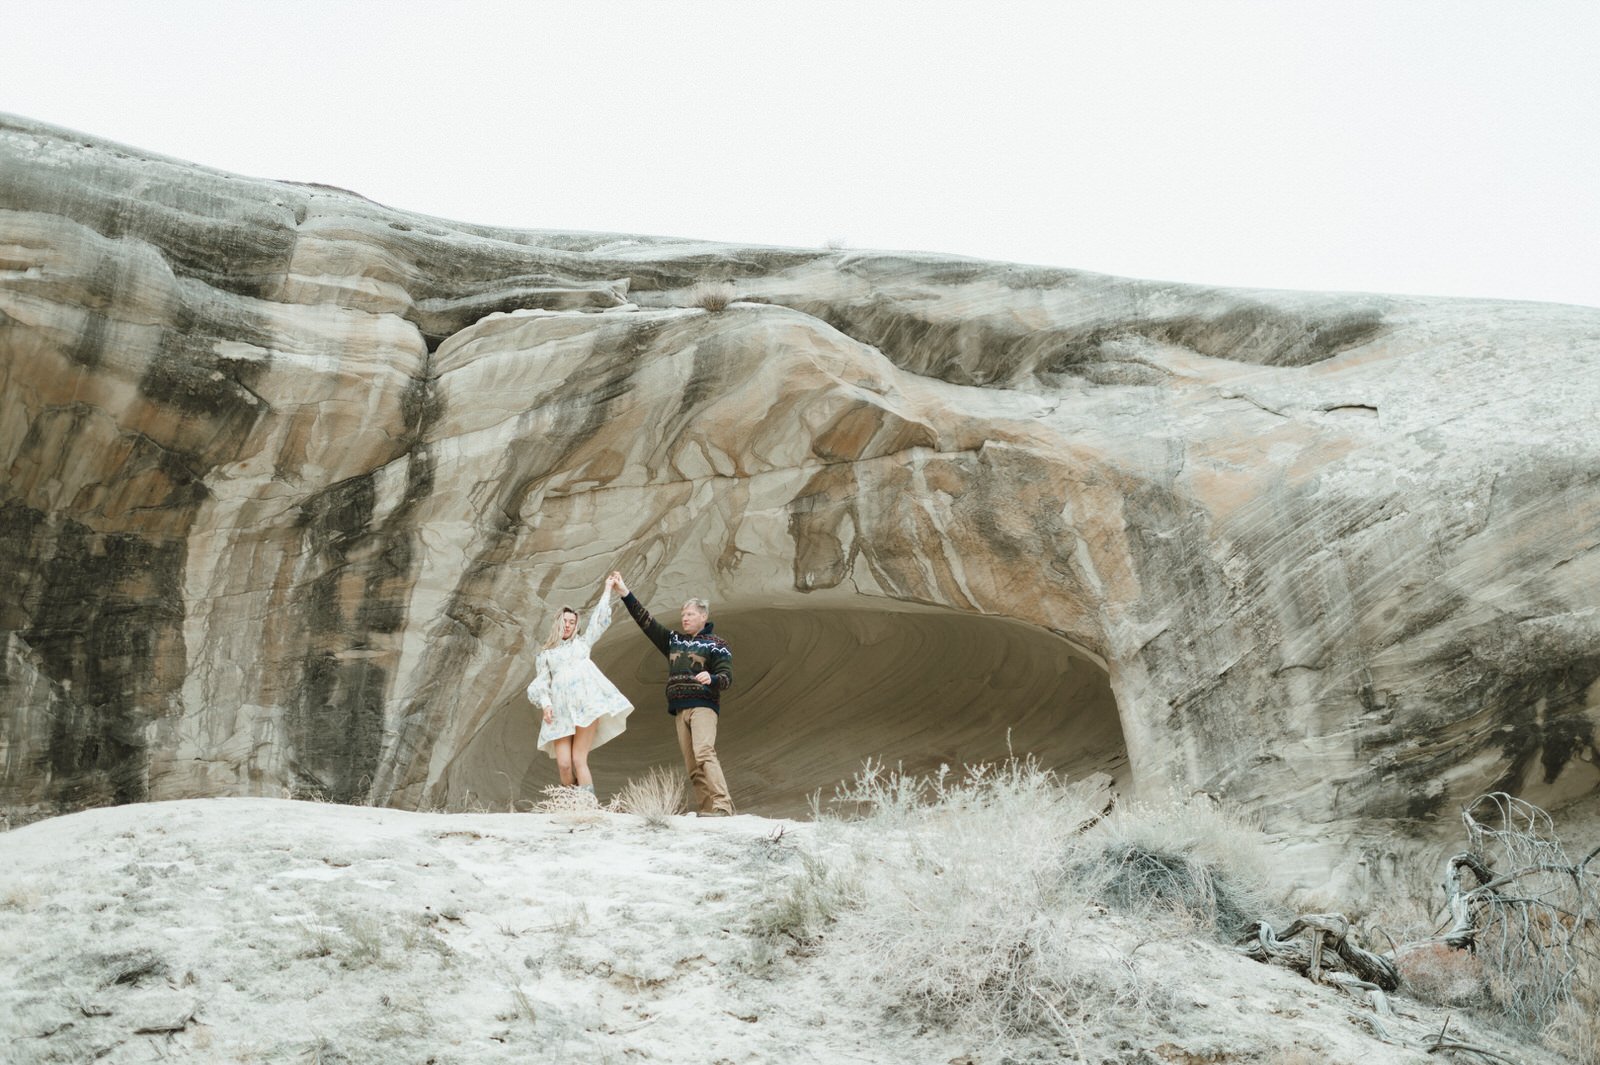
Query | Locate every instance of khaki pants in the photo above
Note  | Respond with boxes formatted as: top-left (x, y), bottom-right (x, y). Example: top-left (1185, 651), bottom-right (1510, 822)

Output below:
top-left (675, 707), bottom-right (733, 815)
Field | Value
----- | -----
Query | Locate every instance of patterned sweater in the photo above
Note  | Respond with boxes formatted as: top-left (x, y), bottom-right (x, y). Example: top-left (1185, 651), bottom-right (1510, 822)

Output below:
top-left (621, 593), bottom-right (733, 715)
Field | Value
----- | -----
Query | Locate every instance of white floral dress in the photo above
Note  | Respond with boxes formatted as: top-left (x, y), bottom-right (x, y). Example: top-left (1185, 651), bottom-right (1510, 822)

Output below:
top-left (527, 595), bottom-right (633, 756)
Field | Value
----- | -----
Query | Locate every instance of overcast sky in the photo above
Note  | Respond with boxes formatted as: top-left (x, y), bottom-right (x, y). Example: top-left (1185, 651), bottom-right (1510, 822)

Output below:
top-left (5, 1), bottom-right (1598, 307)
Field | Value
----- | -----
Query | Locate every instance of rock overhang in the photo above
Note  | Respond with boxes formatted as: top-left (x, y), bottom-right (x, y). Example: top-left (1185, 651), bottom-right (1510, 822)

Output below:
top-left (2, 113), bottom-right (1598, 866)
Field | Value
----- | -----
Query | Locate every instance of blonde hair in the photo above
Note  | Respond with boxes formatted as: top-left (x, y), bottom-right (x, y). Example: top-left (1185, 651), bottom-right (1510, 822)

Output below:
top-left (541, 606), bottom-right (579, 650)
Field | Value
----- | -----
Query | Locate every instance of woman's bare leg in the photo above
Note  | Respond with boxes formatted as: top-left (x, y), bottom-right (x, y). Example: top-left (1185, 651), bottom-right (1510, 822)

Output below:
top-left (571, 722), bottom-right (597, 788)
top-left (553, 737), bottom-right (575, 787)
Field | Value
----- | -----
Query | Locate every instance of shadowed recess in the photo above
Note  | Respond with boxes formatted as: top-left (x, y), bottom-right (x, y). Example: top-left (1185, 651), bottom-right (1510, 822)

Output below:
top-left (443, 604), bottom-right (1125, 817)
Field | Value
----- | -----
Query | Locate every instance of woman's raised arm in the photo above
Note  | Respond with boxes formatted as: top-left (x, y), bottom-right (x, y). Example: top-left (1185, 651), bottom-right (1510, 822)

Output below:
top-left (580, 580), bottom-right (615, 650)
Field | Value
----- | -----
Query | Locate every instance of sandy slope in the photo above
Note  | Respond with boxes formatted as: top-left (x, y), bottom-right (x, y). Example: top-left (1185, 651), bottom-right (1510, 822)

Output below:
top-left (0, 799), bottom-right (1546, 1064)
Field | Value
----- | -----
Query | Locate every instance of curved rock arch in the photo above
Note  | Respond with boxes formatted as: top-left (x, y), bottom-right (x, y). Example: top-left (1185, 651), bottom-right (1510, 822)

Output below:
top-left (362, 301), bottom-right (1145, 812)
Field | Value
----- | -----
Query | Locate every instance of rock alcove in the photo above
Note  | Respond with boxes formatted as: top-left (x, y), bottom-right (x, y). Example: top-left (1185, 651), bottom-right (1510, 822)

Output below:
top-left (439, 603), bottom-right (1126, 815)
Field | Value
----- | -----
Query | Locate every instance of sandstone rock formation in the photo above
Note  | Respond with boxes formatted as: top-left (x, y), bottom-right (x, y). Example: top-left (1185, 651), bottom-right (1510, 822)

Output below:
top-left (3, 114), bottom-right (1598, 873)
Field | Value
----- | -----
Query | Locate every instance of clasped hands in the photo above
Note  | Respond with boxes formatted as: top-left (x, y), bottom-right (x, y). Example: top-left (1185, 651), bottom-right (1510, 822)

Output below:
top-left (605, 570), bottom-right (709, 685)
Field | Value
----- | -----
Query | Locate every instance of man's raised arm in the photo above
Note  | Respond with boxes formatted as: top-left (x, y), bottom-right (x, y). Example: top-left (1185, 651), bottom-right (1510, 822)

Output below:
top-left (610, 571), bottom-right (671, 656)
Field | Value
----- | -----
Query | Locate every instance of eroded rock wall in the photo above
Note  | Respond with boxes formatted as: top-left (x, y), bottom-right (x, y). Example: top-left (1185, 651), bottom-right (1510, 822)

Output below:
top-left (3, 115), bottom-right (1597, 859)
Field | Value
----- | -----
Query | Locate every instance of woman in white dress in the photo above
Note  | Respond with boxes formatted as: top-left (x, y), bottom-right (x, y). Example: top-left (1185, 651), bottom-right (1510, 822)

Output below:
top-left (526, 575), bottom-right (634, 795)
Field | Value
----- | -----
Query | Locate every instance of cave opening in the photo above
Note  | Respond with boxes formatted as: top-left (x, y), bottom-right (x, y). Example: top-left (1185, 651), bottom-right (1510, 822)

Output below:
top-left (455, 603), bottom-right (1127, 818)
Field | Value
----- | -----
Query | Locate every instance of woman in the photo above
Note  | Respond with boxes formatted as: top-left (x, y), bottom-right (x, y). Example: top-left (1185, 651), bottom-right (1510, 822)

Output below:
top-left (526, 575), bottom-right (633, 796)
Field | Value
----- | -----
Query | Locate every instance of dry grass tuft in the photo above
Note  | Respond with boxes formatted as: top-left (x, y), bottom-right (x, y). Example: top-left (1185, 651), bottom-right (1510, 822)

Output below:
top-left (749, 847), bottom-right (861, 948)
top-left (1549, 982), bottom-right (1600, 1065)
top-left (536, 785), bottom-right (601, 813)
top-left (612, 766), bottom-right (688, 825)
top-left (99, 948), bottom-right (170, 987)
top-left (688, 280), bottom-right (737, 313)
top-left (1, 885), bottom-right (40, 910)
top-left (293, 910), bottom-right (451, 972)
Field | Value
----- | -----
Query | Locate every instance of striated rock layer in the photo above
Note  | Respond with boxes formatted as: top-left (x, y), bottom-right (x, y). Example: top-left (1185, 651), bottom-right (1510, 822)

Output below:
top-left (3, 115), bottom-right (1598, 875)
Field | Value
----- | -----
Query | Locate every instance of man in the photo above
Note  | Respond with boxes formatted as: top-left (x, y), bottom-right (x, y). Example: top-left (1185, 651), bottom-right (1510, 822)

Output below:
top-left (608, 571), bottom-right (735, 816)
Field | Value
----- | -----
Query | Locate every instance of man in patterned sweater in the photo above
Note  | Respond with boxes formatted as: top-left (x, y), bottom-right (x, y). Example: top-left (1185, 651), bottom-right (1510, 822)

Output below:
top-left (608, 571), bottom-right (735, 815)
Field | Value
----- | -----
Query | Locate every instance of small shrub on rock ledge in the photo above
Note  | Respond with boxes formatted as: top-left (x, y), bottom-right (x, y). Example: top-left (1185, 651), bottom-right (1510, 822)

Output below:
top-left (688, 280), bottom-right (737, 312)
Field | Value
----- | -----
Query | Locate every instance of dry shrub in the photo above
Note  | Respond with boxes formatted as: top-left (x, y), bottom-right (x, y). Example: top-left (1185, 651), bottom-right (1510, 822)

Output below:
top-left (295, 910), bottom-right (450, 971)
top-left (751, 759), bottom-right (1272, 1050)
top-left (1, 885), bottom-right (40, 911)
top-left (536, 785), bottom-right (600, 813)
top-left (821, 760), bottom-right (1127, 1036)
top-left (688, 281), bottom-right (736, 312)
top-left (99, 948), bottom-right (169, 987)
top-left (1445, 794), bottom-right (1600, 1035)
top-left (1395, 941), bottom-right (1488, 1007)
top-left (613, 766), bottom-right (687, 824)
top-left (749, 847), bottom-right (861, 947)
top-left (299, 1035), bottom-right (348, 1064)
top-left (1096, 846), bottom-right (1233, 932)
top-left (1549, 982), bottom-right (1600, 1065)
top-left (1082, 797), bottom-right (1276, 940)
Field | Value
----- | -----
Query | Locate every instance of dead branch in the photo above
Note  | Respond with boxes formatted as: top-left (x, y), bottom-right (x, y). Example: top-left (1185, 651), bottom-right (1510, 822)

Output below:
top-left (1239, 790), bottom-right (1594, 1047)
top-left (1427, 793), bottom-right (1600, 1030)
top-left (1237, 912), bottom-right (1399, 991)
top-left (1422, 1042), bottom-right (1523, 1064)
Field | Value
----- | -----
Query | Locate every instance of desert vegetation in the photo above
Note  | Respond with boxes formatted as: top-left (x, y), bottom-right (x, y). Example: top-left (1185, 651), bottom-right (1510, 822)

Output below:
top-left (687, 279), bottom-right (737, 312)
top-left (750, 759), bottom-right (1600, 1064)
top-left (749, 760), bottom-right (1280, 1057)
top-left (609, 765), bottom-right (688, 825)
top-left (532, 767), bottom-right (688, 825)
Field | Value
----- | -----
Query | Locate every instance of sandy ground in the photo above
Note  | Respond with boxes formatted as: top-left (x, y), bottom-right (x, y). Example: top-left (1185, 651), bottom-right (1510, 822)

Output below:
top-left (0, 798), bottom-right (1553, 1064)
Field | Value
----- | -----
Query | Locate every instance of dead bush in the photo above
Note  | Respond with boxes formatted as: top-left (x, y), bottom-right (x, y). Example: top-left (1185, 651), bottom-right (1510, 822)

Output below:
top-left (751, 759), bottom-right (1255, 1051)
top-left (1083, 797), bottom-right (1276, 940)
top-left (1441, 793), bottom-right (1600, 1030)
top-left (535, 785), bottom-right (600, 813)
top-left (1394, 941), bottom-right (1488, 1007)
top-left (1548, 972), bottom-right (1600, 1065)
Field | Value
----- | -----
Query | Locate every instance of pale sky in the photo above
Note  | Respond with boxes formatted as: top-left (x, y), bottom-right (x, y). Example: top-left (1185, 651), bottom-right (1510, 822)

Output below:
top-left (5, 0), bottom-right (1598, 307)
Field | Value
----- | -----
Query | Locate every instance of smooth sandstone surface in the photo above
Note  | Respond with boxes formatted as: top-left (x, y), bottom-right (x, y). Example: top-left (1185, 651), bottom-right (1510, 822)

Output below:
top-left (3, 115), bottom-right (1598, 878)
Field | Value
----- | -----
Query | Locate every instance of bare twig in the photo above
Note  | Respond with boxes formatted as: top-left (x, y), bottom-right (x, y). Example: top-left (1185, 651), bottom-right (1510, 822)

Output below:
top-left (1422, 1041), bottom-right (1522, 1064)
